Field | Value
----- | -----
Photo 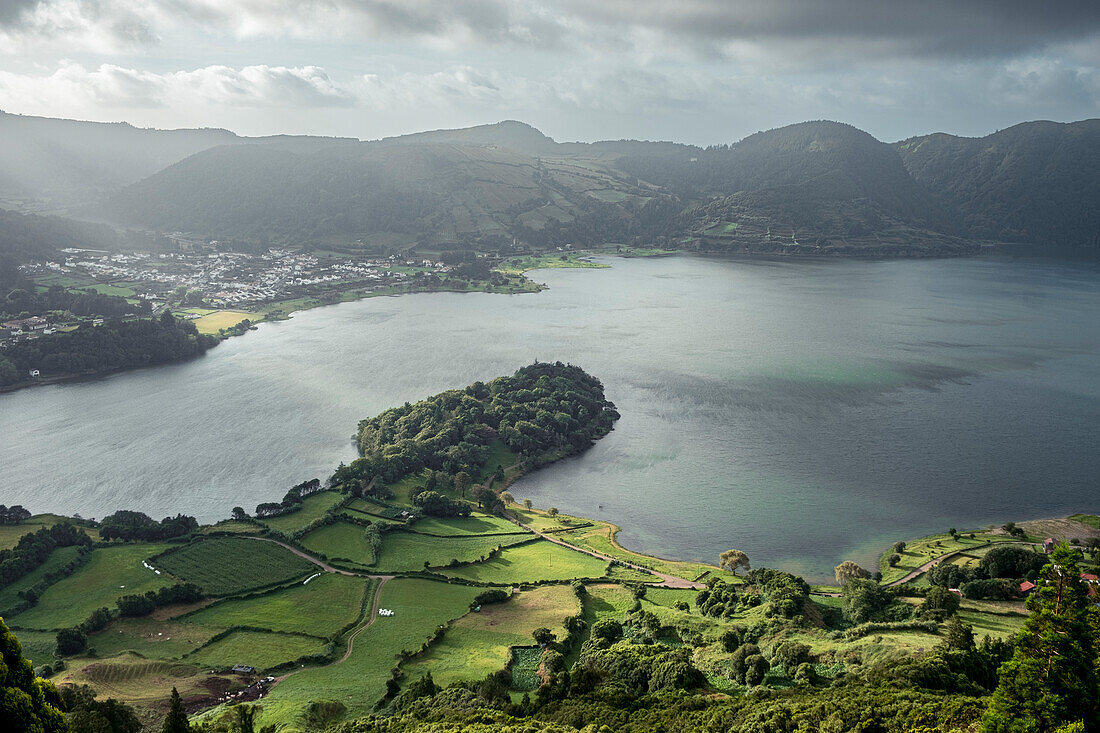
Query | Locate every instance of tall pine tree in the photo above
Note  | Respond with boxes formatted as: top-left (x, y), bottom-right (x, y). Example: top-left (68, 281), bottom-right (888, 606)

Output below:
top-left (161, 687), bottom-right (190, 733)
top-left (982, 544), bottom-right (1100, 732)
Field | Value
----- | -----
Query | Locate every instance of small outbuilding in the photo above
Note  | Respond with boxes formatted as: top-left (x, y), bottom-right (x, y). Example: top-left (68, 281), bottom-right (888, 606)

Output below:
top-left (1019, 581), bottom-right (1036, 595)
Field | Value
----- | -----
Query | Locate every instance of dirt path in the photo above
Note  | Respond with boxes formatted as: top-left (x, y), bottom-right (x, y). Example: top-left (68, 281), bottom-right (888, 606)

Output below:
top-left (273, 575), bottom-right (391, 683)
top-left (243, 536), bottom-right (363, 576)
top-left (338, 576), bottom-right (391, 663)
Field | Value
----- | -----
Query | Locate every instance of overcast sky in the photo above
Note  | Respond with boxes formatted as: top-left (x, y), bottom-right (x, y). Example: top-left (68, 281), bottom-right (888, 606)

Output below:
top-left (0, 0), bottom-right (1098, 145)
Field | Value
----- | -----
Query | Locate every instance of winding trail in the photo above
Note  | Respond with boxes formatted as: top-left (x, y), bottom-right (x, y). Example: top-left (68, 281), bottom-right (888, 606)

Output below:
top-left (272, 574), bottom-right (392, 684)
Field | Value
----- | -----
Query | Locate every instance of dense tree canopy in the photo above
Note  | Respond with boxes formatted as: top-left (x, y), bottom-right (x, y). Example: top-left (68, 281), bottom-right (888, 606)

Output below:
top-left (0, 311), bottom-right (216, 387)
top-left (334, 362), bottom-right (618, 489)
top-left (0, 618), bottom-right (69, 733)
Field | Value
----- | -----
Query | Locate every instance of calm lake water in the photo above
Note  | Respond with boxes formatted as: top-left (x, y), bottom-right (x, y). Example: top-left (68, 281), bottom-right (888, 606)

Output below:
top-left (3, 254), bottom-right (1099, 580)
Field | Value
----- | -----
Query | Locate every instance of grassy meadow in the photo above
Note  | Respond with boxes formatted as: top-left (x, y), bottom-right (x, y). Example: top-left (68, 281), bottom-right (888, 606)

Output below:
top-left (442, 539), bottom-right (609, 584)
top-left (9, 543), bottom-right (173, 630)
top-left (182, 573), bottom-right (370, 637)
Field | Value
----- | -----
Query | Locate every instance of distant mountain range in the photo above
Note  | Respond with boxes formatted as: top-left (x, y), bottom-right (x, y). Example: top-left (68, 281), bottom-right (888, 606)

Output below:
top-left (1, 111), bottom-right (1098, 257)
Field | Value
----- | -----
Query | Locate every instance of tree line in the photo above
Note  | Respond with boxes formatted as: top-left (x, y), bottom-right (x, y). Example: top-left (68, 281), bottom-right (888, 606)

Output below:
top-left (0, 310), bottom-right (217, 387)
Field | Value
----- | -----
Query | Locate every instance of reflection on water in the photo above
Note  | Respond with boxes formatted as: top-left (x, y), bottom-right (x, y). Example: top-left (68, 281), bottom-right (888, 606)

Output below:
top-left (2, 254), bottom-right (1099, 580)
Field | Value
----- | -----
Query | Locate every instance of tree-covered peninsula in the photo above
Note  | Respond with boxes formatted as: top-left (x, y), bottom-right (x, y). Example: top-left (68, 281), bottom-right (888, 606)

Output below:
top-left (332, 361), bottom-right (620, 490)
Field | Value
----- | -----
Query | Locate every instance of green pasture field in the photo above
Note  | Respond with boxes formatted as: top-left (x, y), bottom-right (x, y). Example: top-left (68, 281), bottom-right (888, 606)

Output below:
top-left (583, 584), bottom-right (637, 623)
top-left (375, 532), bottom-right (533, 572)
top-left (0, 514), bottom-right (99, 550)
top-left (1070, 514), bottom-right (1100, 530)
top-left (82, 283), bottom-right (137, 297)
top-left (958, 602), bottom-right (1028, 639)
top-left (340, 500), bottom-right (404, 525)
top-left (90, 616), bottom-right (224, 659)
top-left (154, 538), bottom-right (316, 596)
top-left (442, 540), bottom-right (609, 584)
top-left (261, 492), bottom-right (345, 533)
top-left (187, 631), bottom-right (329, 672)
top-left (0, 545), bottom-right (83, 614)
top-left (9, 543), bottom-right (173, 630)
top-left (409, 514), bottom-right (527, 537)
top-left (400, 585), bottom-right (580, 688)
top-left (644, 587), bottom-right (699, 609)
top-left (258, 578), bottom-right (481, 729)
top-left (14, 629), bottom-right (58, 665)
top-left (299, 522), bottom-right (375, 568)
top-left (183, 573), bottom-right (370, 637)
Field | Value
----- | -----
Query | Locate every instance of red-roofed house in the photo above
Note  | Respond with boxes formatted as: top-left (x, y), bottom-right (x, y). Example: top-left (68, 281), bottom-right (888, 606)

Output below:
top-left (1019, 581), bottom-right (1037, 594)
top-left (1043, 537), bottom-right (1056, 554)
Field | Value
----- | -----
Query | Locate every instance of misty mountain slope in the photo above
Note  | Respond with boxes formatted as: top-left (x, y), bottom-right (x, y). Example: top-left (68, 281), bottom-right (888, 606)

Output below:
top-left (896, 119), bottom-right (1100, 246)
top-left (622, 121), bottom-right (952, 224)
top-left (0, 208), bottom-right (120, 265)
top-left (105, 139), bottom-right (659, 246)
top-left (0, 111), bottom-right (359, 202)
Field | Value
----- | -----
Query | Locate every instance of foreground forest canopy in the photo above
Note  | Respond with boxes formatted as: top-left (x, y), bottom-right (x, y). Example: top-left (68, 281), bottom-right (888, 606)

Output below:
top-left (0, 364), bottom-right (1098, 732)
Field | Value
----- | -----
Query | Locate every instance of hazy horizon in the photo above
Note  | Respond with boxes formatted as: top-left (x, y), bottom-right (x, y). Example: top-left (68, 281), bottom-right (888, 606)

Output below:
top-left (1, 1), bottom-right (1098, 146)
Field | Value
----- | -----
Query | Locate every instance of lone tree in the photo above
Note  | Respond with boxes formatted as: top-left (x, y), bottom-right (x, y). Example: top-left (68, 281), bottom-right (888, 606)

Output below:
top-left (0, 619), bottom-right (68, 733)
top-left (454, 471), bottom-right (471, 498)
top-left (834, 561), bottom-right (871, 586)
top-left (523, 499), bottom-right (533, 509)
top-left (982, 544), bottom-right (1100, 732)
top-left (500, 491), bottom-right (514, 505)
top-left (162, 687), bottom-right (191, 733)
top-left (547, 507), bottom-right (559, 517)
top-left (719, 549), bottom-right (751, 576)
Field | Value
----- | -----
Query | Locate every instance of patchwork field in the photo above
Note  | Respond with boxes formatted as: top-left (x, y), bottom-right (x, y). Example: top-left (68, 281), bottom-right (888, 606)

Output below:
top-left (9, 543), bottom-right (173, 630)
top-left (300, 523), bottom-right (531, 571)
top-left (183, 573), bottom-right (370, 637)
top-left (259, 579), bottom-right (481, 728)
top-left (0, 545), bottom-right (84, 614)
top-left (375, 532), bottom-right (533, 573)
top-left (154, 537), bottom-right (317, 596)
top-left (442, 540), bottom-right (609, 584)
top-left (187, 631), bottom-right (329, 672)
top-left (299, 522), bottom-right (375, 568)
top-left (877, 531), bottom-right (1025, 584)
top-left (261, 492), bottom-right (345, 534)
top-left (399, 584), bottom-right (580, 688)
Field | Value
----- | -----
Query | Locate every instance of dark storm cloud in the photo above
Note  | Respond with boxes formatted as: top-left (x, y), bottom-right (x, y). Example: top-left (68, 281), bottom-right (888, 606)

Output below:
top-left (0, 0), bottom-right (36, 24)
top-left (564, 0), bottom-right (1100, 58)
